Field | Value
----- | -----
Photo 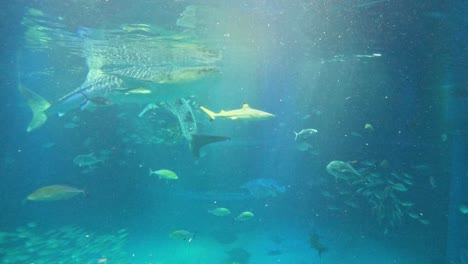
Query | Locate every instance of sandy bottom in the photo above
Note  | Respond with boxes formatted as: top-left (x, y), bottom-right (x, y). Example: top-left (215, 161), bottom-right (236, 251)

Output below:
top-left (126, 226), bottom-right (430, 264)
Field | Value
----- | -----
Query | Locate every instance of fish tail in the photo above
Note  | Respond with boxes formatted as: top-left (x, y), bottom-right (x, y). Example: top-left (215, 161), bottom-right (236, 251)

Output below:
top-left (18, 84), bottom-right (51, 132)
top-left (80, 99), bottom-right (90, 111)
top-left (294, 131), bottom-right (298, 141)
top-left (148, 168), bottom-right (155, 176)
top-left (190, 134), bottom-right (230, 158)
top-left (200, 106), bottom-right (216, 120)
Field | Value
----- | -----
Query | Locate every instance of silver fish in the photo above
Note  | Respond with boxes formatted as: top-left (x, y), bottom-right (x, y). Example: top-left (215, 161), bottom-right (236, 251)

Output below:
top-left (294, 128), bottom-right (318, 141)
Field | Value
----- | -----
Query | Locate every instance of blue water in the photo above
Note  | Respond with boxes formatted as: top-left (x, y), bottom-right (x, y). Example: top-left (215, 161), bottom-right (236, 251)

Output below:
top-left (1, 1), bottom-right (467, 263)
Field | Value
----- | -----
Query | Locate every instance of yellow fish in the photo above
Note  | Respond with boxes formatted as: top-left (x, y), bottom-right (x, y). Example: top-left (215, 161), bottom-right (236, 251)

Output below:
top-left (149, 169), bottom-right (178, 180)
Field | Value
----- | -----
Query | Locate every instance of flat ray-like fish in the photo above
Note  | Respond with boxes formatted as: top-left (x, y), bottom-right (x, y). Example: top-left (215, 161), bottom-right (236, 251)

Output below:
top-left (163, 98), bottom-right (229, 157)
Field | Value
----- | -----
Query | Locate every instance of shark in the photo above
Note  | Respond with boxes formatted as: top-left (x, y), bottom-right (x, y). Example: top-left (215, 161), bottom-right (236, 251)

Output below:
top-left (199, 104), bottom-right (275, 121)
top-left (19, 13), bottom-right (222, 132)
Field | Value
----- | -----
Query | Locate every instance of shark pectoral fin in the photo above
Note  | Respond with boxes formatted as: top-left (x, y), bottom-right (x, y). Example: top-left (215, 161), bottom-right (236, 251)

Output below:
top-left (200, 106), bottom-right (216, 120)
top-left (230, 117), bottom-right (238, 120)
top-left (190, 134), bottom-right (230, 158)
top-left (18, 85), bottom-right (51, 132)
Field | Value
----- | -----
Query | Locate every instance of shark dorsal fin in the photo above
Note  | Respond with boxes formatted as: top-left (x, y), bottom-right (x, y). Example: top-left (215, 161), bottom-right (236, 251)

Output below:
top-left (242, 104), bottom-right (250, 109)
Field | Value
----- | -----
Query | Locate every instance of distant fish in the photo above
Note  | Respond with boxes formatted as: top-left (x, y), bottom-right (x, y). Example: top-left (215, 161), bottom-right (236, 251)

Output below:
top-left (326, 161), bottom-right (361, 181)
top-left (364, 123), bottom-right (374, 132)
top-left (241, 178), bottom-right (286, 199)
top-left (200, 104), bottom-right (274, 121)
top-left (418, 218), bottom-right (430, 225)
top-left (26, 185), bottom-right (85, 201)
top-left (170, 229), bottom-right (194, 242)
top-left (79, 92), bottom-right (112, 110)
top-left (149, 169), bottom-right (178, 180)
top-left (73, 153), bottom-right (103, 168)
top-left (208, 207), bottom-right (231, 217)
top-left (309, 233), bottom-right (328, 258)
top-left (235, 211), bottom-right (254, 221)
top-left (392, 183), bottom-right (408, 192)
top-left (459, 204), bottom-right (468, 214)
top-left (293, 128), bottom-right (318, 141)
top-left (124, 88), bottom-right (152, 94)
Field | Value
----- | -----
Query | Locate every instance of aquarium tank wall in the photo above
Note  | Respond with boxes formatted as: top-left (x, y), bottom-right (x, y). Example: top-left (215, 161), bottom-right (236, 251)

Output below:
top-left (0, 1), bottom-right (466, 263)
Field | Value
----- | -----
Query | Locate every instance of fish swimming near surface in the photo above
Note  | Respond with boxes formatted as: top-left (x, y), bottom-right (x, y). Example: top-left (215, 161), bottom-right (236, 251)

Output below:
top-left (294, 128), bottom-right (318, 141)
top-left (199, 104), bottom-right (275, 121)
top-left (26, 185), bottom-right (85, 201)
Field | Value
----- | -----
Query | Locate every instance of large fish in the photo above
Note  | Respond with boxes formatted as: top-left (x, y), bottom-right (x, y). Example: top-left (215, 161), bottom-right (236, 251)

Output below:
top-left (19, 15), bottom-right (222, 132)
top-left (26, 185), bottom-right (85, 202)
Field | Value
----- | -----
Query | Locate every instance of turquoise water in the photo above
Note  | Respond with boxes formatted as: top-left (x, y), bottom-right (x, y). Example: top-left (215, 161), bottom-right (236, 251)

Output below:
top-left (1, 1), bottom-right (467, 263)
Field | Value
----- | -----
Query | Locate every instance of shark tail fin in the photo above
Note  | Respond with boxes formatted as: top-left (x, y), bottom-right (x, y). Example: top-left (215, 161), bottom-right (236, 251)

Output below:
top-left (190, 134), bottom-right (230, 158)
top-left (200, 106), bottom-right (216, 120)
top-left (18, 85), bottom-right (51, 132)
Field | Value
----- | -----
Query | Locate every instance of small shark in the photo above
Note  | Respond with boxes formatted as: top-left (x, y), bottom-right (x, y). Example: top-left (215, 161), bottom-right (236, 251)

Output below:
top-left (199, 104), bottom-right (275, 121)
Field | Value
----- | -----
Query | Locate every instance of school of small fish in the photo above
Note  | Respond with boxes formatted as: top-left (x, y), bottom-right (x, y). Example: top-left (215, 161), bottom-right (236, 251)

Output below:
top-left (324, 159), bottom-right (430, 232)
top-left (0, 223), bottom-right (129, 263)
